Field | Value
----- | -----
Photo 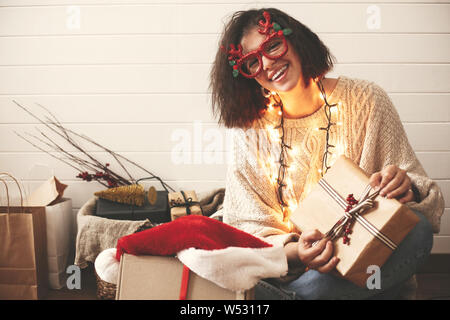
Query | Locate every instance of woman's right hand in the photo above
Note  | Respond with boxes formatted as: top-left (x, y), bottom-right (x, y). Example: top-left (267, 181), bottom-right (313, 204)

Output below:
top-left (297, 229), bottom-right (340, 273)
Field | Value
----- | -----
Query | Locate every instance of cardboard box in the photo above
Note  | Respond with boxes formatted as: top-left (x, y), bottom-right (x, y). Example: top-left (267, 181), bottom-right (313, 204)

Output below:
top-left (168, 191), bottom-right (202, 221)
top-left (116, 254), bottom-right (254, 300)
top-left (290, 156), bottom-right (419, 287)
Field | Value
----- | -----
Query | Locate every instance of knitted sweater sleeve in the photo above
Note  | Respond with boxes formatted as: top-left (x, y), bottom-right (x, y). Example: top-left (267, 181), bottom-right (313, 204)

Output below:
top-left (358, 82), bottom-right (445, 233)
top-left (222, 128), bottom-right (300, 248)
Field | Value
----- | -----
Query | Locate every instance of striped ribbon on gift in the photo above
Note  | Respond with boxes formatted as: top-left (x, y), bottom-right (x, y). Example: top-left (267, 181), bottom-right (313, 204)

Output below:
top-left (316, 179), bottom-right (398, 251)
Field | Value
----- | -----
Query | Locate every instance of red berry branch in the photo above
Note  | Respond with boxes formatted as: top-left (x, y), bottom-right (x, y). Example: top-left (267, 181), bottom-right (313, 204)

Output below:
top-left (76, 163), bottom-right (119, 187)
top-left (343, 194), bottom-right (359, 245)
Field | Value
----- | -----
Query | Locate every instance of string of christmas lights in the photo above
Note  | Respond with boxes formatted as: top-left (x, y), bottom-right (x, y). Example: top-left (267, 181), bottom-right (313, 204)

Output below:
top-left (262, 79), bottom-right (342, 220)
top-left (316, 79), bottom-right (341, 176)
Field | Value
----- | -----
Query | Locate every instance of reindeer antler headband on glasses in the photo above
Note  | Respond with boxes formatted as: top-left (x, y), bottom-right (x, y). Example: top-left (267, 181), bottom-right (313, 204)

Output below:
top-left (222, 11), bottom-right (293, 79)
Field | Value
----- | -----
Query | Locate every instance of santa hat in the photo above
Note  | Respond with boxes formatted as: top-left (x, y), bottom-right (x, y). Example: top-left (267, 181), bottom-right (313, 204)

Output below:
top-left (115, 215), bottom-right (288, 292)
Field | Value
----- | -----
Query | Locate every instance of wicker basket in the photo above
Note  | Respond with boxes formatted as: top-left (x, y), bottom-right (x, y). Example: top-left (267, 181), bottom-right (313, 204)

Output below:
top-left (95, 269), bottom-right (117, 300)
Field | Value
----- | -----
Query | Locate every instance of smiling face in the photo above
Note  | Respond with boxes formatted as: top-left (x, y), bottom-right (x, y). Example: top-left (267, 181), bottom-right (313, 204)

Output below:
top-left (240, 26), bottom-right (304, 93)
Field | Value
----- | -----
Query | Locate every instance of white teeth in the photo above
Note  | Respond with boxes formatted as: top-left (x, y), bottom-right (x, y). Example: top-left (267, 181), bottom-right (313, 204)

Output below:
top-left (271, 65), bottom-right (288, 81)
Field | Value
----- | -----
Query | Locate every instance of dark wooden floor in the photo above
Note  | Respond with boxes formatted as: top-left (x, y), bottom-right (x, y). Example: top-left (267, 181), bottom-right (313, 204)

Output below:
top-left (43, 254), bottom-right (450, 300)
top-left (415, 254), bottom-right (450, 300)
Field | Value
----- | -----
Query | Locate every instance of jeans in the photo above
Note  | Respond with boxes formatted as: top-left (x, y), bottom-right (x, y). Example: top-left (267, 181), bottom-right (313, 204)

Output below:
top-left (255, 209), bottom-right (433, 300)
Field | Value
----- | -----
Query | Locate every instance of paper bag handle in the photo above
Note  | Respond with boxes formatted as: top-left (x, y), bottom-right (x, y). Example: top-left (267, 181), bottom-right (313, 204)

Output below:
top-left (0, 172), bottom-right (24, 213)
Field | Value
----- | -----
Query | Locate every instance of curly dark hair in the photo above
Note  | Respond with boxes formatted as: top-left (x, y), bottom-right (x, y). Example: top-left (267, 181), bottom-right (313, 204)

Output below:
top-left (210, 8), bottom-right (337, 129)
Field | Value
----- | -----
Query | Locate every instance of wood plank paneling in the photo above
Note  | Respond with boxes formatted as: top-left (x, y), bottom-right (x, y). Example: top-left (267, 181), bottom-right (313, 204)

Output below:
top-left (0, 65), bottom-right (448, 95)
top-left (2, 122), bottom-right (449, 152)
top-left (3, 0), bottom-right (449, 5)
top-left (324, 34), bottom-right (450, 63)
top-left (403, 124), bottom-right (450, 151)
top-left (0, 95), bottom-right (216, 123)
top-left (392, 94), bottom-right (450, 123)
top-left (0, 123), bottom-right (232, 152)
top-left (0, 4), bottom-right (448, 36)
top-left (1, 34), bottom-right (448, 65)
top-left (416, 152), bottom-right (450, 179)
top-left (0, 151), bottom-right (447, 182)
top-left (0, 94), bottom-right (449, 124)
top-left (439, 209), bottom-right (450, 235)
top-left (432, 236), bottom-right (450, 254)
top-left (0, 152), bottom-right (230, 181)
top-left (436, 181), bottom-right (450, 207)
top-left (0, 35), bottom-right (220, 65)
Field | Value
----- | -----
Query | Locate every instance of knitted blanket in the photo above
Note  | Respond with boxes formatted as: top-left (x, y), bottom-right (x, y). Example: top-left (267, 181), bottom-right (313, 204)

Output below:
top-left (74, 188), bottom-right (225, 268)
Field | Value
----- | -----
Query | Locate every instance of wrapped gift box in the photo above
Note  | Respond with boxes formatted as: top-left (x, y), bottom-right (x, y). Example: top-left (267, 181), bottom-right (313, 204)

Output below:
top-left (168, 190), bottom-right (202, 221)
top-left (95, 190), bottom-right (170, 224)
top-left (290, 156), bottom-right (420, 287)
top-left (115, 253), bottom-right (253, 300)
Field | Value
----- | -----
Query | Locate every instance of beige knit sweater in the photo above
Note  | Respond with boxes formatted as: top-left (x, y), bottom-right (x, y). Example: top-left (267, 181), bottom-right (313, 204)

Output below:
top-left (221, 75), bottom-right (445, 251)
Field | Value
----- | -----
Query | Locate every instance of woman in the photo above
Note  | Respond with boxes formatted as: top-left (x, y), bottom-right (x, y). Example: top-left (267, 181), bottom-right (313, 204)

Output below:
top-left (210, 8), bottom-right (444, 299)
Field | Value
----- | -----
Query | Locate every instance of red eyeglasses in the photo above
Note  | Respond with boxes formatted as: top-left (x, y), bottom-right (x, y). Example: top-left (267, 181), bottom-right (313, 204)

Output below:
top-left (226, 11), bottom-right (292, 79)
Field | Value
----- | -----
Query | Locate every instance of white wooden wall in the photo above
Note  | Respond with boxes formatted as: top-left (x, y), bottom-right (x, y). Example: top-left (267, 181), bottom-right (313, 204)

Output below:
top-left (0, 1), bottom-right (449, 253)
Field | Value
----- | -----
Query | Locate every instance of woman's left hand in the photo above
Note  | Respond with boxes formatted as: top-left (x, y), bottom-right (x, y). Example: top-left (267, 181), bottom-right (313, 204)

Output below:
top-left (369, 165), bottom-right (414, 204)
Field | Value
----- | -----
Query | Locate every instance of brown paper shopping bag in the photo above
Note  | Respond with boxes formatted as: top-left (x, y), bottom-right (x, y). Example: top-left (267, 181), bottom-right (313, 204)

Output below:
top-left (0, 173), bottom-right (48, 300)
top-left (25, 176), bottom-right (72, 289)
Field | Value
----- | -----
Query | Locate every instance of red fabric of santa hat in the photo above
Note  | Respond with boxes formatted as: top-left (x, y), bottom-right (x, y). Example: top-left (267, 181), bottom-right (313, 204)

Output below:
top-left (116, 215), bottom-right (288, 291)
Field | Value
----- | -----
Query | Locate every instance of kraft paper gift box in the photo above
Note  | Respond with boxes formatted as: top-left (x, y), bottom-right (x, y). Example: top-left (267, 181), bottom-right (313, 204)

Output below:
top-left (168, 190), bottom-right (202, 221)
top-left (115, 254), bottom-right (253, 300)
top-left (290, 156), bottom-right (420, 287)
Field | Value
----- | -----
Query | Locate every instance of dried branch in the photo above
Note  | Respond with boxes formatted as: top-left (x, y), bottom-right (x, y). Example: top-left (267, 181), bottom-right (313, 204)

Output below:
top-left (13, 100), bottom-right (175, 191)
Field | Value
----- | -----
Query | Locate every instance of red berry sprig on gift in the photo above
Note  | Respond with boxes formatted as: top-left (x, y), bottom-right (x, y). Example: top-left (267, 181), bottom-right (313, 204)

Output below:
top-left (343, 194), bottom-right (359, 245)
top-left (76, 163), bottom-right (119, 188)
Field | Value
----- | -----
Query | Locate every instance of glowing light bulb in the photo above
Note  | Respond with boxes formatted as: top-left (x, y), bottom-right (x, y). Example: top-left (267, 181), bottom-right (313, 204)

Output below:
top-left (287, 220), bottom-right (294, 231)
top-left (335, 144), bottom-right (344, 156)
top-left (319, 92), bottom-right (324, 100)
top-left (288, 201), bottom-right (298, 212)
top-left (271, 91), bottom-right (276, 96)
top-left (330, 152), bottom-right (337, 160)
top-left (291, 147), bottom-right (300, 156)
top-left (278, 110), bottom-right (282, 116)
top-left (268, 173), bottom-right (276, 184)
top-left (268, 127), bottom-right (280, 141)
top-left (285, 178), bottom-right (293, 188)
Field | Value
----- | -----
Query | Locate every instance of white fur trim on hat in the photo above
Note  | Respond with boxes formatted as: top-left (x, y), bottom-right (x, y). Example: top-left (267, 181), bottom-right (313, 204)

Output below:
top-left (177, 245), bottom-right (288, 292)
top-left (94, 248), bottom-right (120, 285)
top-left (95, 244), bottom-right (288, 292)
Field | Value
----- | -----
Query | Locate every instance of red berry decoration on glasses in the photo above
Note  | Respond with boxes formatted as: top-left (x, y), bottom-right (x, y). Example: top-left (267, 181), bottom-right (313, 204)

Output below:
top-left (224, 11), bottom-right (293, 78)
